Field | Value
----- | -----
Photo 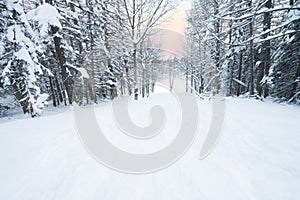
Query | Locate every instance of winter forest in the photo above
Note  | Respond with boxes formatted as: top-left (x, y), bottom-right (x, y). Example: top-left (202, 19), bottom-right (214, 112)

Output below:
top-left (0, 0), bottom-right (299, 117)
top-left (1, 0), bottom-right (300, 199)
top-left (185, 0), bottom-right (300, 102)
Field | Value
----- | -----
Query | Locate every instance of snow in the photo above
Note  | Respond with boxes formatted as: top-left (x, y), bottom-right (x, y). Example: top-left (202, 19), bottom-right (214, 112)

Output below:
top-left (13, 47), bottom-right (44, 85)
top-left (76, 68), bottom-right (90, 79)
top-left (5, 0), bottom-right (23, 14)
top-left (30, 92), bottom-right (49, 116)
top-left (0, 95), bottom-right (300, 200)
top-left (7, 25), bottom-right (33, 51)
top-left (233, 78), bottom-right (247, 88)
top-left (27, 3), bottom-right (62, 37)
top-left (14, 48), bottom-right (33, 64)
top-left (106, 80), bottom-right (116, 85)
top-left (67, 63), bottom-right (90, 79)
top-left (1, 60), bottom-right (12, 86)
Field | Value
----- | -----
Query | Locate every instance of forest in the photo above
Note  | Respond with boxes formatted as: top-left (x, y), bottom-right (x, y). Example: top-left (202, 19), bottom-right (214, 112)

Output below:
top-left (0, 0), bottom-right (299, 117)
top-left (1, 1), bottom-right (300, 199)
top-left (184, 0), bottom-right (300, 102)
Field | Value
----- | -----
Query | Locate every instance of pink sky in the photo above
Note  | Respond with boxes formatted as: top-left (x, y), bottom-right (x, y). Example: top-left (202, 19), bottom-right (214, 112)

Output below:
top-left (155, 1), bottom-right (192, 58)
top-left (159, 1), bottom-right (191, 34)
top-left (155, 1), bottom-right (191, 58)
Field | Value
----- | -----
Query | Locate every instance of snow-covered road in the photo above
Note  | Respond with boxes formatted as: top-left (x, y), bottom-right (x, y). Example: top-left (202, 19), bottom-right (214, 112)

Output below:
top-left (0, 95), bottom-right (300, 200)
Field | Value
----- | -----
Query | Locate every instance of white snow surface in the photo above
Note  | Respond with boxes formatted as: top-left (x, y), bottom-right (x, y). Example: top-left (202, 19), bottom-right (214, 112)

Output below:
top-left (0, 94), bottom-right (300, 200)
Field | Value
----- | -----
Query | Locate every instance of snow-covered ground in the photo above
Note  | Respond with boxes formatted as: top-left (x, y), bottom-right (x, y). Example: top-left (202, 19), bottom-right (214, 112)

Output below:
top-left (0, 93), bottom-right (300, 200)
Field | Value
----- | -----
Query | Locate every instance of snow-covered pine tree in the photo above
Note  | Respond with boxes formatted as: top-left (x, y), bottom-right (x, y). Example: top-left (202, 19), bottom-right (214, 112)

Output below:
top-left (270, 0), bottom-right (300, 102)
top-left (26, 1), bottom-right (65, 107)
top-left (0, 0), bottom-right (48, 117)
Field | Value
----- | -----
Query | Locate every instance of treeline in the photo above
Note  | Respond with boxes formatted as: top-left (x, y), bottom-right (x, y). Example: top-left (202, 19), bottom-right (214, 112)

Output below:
top-left (184, 0), bottom-right (300, 101)
top-left (0, 0), bottom-right (174, 117)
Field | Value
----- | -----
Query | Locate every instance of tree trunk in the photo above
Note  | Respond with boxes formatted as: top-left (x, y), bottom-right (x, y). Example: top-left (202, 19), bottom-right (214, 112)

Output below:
top-left (133, 43), bottom-right (138, 100)
top-left (214, 1), bottom-right (221, 93)
top-left (257, 0), bottom-right (272, 97)
top-left (46, 0), bottom-right (72, 105)
top-left (237, 52), bottom-right (243, 96)
top-left (49, 76), bottom-right (57, 107)
top-left (248, 0), bottom-right (254, 95)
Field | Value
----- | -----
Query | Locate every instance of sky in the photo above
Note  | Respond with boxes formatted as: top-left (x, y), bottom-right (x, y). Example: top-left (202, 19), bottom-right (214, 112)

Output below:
top-left (155, 1), bottom-right (192, 58)
top-left (160, 1), bottom-right (192, 34)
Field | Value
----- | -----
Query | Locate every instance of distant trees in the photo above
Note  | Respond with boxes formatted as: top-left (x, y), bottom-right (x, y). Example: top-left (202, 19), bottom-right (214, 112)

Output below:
top-left (185, 0), bottom-right (300, 102)
top-left (120, 0), bottom-right (176, 99)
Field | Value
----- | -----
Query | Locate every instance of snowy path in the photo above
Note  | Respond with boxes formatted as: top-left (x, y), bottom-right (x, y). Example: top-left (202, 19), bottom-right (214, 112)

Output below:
top-left (0, 95), bottom-right (300, 200)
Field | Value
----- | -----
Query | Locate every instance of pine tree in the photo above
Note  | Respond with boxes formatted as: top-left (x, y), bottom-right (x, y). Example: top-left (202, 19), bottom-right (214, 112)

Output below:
top-left (0, 0), bottom-right (48, 117)
top-left (270, 0), bottom-right (300, 102)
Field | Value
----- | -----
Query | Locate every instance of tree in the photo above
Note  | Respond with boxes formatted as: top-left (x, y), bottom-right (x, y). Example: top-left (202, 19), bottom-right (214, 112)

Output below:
top-left (0, 0), bottom-right (49, 117)
top-left (257, 0), bottom-right (272, 97)
top-left (270, 0), bottom-right (300, 102)
top-left (186, 0), bottom-right (300, 101)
